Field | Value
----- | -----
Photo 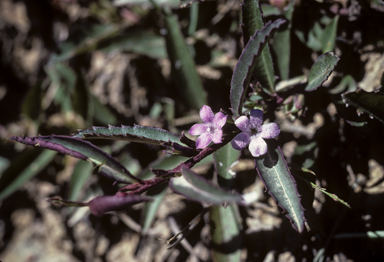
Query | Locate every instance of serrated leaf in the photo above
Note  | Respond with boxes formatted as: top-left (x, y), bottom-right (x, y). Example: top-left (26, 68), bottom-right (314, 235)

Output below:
top-left (210, 204), bottom-right (242, 262)
top-left (169, 164), bottom-right (243, 205)
top-left (0, 149), bottom-right (57, 200)
top-left (163, 7), bottom-right (206, 110)
top-left (242, 0), bottom-right (277, 94)
top-left (255, 140), bottom-right (305, 233)
top-left (230, 19), bottom-right (285, 118)
top-left (305, 52), bottom-right (339, 92)
top-left (9, 135), bottom-right (139, 184)
top-left (341, 89), bottom-right (384, 124)
top-left (73, 125), bottom-right (184, 146)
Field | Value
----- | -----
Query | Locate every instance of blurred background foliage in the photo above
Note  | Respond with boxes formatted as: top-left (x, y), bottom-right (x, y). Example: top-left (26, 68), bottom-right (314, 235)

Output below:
top-left (0, 0), bottom-right (384, 261)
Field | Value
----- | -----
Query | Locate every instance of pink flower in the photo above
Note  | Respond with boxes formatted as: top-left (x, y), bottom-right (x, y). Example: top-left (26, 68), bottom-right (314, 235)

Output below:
top-left (188, 105), bottom-right (228, 149)
top-left (231, 109), bottom-right (280, 157)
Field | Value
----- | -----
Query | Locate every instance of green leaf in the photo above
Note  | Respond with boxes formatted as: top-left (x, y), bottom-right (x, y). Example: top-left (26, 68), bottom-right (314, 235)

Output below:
top-left (115, 0), bottom-right (179, 7)
top-left (0, 149), bottom-right (57, 200)
top-left (321, 15), bottom-right (339, 53)
top-left (242, 0), bottom-right (277, 94)
top-left (213, 142), bottom-right (240, 186)
top-left (255, 140), bottom-right (305, 232)
top-left (211, 142), bottom-right (242, 261)
top-left (140, 155), bottom-right (187, 233)
top-left (22, 83), bottom-right (42, 121)
top-left (68, 160), bottom-right (93, 202)
top-left (271, 0), bottom-right (295, 80)
top-left (305, 52), bottom-right (339, 92)
top-left (10, 135), bottom-right (139, 184)
top-left (50, 24), bottom-right (122, 63)
top-left (231, 19), bottom-right (285, 118)
top-left (73, 125), bottom-right (184, 146)
top-left (170, 164), bottom-right (244, 205)
top-left (98, 31), bottom-right (167, 59)
top-left (328, 75), bottom-right (357, 94)
top-left (162, 7), bottom-right (206, 110)
top-left (341, 89), bottom-right (384, 124)
top-left (210, 204), bottom-right (242, 262)
top-left (73, 70), bottom-right (93, 126)
top-left (92, 94), bottom-right (117, 125)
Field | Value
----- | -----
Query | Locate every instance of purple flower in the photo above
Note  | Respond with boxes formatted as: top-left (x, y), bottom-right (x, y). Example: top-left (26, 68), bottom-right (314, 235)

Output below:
top-left (189, 105), bottom-right (228, 149)
top-left (231, 109), bottom-right (280, 157)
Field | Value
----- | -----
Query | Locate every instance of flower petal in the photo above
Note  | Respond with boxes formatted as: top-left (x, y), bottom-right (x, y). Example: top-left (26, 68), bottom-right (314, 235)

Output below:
top-left (195, 133), bottom-right (213, 149)
top-left (200, 105), bottom-right (214, 123)
top-left (249, 109), bottom-right (263, 129)
top-left (189, 123), bottom-right (208, 136)
top-left (214, 112), bottom-right (227, 129)
top-left (260, 123), bottom-right (280, 139)
top-left (234, 116), bottom-right (250, 132)
top-left (211, 129), bottom-right (223, 144)
top-left (249, 136), bottom-right (267, 157)
top-left (231, 132), bottom-right (250, 150)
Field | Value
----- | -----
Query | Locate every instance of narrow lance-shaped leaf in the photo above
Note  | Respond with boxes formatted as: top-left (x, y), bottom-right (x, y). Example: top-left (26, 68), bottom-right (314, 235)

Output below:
top-left (321, 15), bottom-right (339, 53)
top-left (211, 143), bottom-right (242, 262)
top-left (230, 19), bottom-right (285, 118)
top-left (73, 124), bottom-right (185, 146)
top-left (169, 164), bottom-right (244, 205)
top-left (305, 52), bottom-right (339, 92)
top-left (0, 149), bottom-right (57, 200)
top-left (210, 204), bottom-right (242, 262)
top-left (162, 7), bottom-right (206, 110)
top-left (341, 89), bottom-right (384, 124)
top-left (254, 140), bottom-right (305, 233)
top-left (271, 0), bottom-right (295, 80)
top-left (242, 0), bottom-right (276, 93)
top-left (10, 135), bottom-right (140, 184)
top-left (140, 155), bottom-right (187, 234)
top-left (50, 194), bottom-right (152, 217)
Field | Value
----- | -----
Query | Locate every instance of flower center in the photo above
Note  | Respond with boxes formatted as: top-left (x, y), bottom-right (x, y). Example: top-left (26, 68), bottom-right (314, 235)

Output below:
top-left (206, 125), bottom-right (215, 134)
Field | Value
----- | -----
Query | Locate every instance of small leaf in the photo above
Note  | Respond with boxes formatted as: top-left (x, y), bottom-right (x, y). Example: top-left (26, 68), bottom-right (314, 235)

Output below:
top-left (73, 125), bottom-right (184, 146)
top-left (9, 135), bottom-right (140, 184)
top-left (230, 19), bottom-right (286, 118)
top-left (328, 75), bottom-right (357, 94)
top-left (254, 140), bottom-right (305, 233)
top-left (169, 164), bottom-right (243, 205)
top-left (0, 149), bottom-right (57, 200)
top-left (88, 194), bottom-right (152, 216)
top-left (341, 88), bottom-right (384, 124)
top-left (321, 15), bottom-right (339, 53)
top-left (305, 52), bottom-right (339, 92)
